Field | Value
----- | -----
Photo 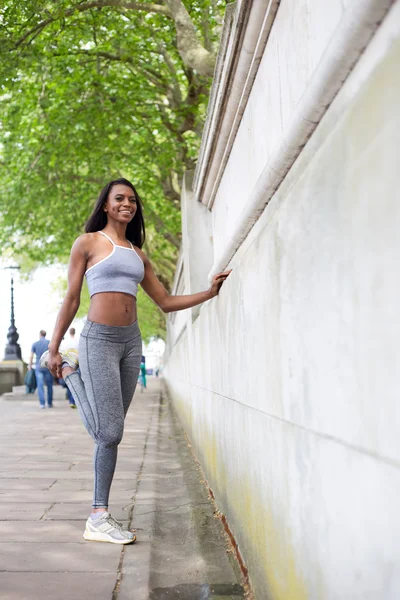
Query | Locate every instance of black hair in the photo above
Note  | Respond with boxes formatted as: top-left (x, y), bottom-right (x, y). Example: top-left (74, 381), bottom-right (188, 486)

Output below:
top-left (85, 178), bottom-right (145, 248)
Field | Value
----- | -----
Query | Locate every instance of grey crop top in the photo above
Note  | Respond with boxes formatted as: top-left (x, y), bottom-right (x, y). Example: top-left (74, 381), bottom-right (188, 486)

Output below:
top-left (85, 231), bottom-right (145, 298)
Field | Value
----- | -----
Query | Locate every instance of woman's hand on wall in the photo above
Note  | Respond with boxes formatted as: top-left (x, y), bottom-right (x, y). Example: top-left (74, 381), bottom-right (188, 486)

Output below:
top-left (208, 270), bottom-right (232, 298)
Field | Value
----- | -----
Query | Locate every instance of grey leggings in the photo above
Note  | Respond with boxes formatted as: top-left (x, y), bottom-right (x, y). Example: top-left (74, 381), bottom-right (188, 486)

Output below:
top-left (65, 320), bottom-right (142, 508)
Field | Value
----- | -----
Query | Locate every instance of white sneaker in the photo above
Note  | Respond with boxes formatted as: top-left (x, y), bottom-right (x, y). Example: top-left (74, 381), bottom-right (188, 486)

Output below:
top-left (40, 348), bottom-right (79, 370)
top-left (83, 512), bottom-right (136, 544)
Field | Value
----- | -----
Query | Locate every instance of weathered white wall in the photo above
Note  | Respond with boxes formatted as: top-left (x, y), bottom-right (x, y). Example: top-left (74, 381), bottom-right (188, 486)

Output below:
top-left (212, 0), bottom-right (351, 258)
top-left (164, 2), bottom-right (400, 598)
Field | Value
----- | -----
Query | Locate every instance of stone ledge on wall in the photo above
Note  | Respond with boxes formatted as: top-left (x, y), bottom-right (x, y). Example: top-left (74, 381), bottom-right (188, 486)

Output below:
top-left (194, 0), bottom-right (280, 209)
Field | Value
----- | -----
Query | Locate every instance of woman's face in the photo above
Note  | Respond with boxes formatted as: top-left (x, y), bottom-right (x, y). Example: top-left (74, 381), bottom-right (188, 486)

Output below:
top-left (104, 184), bottom-right (137, 223)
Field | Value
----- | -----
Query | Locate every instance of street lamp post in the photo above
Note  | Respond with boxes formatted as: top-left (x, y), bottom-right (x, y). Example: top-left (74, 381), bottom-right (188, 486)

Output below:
top-left (3, 266), bottom-right (22, 361)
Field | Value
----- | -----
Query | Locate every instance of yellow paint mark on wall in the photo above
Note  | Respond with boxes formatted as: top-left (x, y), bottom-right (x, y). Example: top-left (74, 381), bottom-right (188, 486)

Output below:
top-left (165, 387), bottom-right (310, 599)
top-left (188, 421), bottom-right (310, 600)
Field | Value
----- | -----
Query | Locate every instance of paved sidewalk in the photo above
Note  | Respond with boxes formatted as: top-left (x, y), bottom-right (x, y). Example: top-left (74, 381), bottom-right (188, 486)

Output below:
top-left (0, 378), bottom-right (244, 600)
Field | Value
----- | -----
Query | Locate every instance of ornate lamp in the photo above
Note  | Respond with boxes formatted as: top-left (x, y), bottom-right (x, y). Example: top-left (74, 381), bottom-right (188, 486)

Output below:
top-left (3, 266), bottom-right (22, 361)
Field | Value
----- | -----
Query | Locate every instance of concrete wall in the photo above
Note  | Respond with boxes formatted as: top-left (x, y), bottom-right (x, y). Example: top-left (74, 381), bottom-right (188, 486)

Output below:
top-left (0, 361), bottom-right (26, 395)
top-left (164, 2), bottom-right (400, 598)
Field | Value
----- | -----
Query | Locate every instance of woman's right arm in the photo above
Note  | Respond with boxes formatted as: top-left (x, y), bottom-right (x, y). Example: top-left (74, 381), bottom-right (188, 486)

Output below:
top-left (47, 236), bottom-right (89, 377)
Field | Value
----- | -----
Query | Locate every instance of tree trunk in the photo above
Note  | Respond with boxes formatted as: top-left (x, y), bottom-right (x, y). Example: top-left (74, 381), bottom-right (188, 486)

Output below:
top-left (164, 0), bottom-right (216, 76)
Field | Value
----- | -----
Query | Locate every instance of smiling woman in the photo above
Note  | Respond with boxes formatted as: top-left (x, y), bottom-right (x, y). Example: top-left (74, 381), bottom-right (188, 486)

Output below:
top-left (39, 177), bottom-right (231, 546)
top-left (83, 182), bottom-right (146, 327)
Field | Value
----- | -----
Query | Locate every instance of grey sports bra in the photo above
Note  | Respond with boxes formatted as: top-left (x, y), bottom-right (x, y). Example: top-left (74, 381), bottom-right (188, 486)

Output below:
top-left (85, 231), bottom-right (145, 298)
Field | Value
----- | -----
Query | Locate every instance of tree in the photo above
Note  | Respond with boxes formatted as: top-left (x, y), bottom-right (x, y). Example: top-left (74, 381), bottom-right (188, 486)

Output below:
top-left (0, 0), bottom-right (226, 338)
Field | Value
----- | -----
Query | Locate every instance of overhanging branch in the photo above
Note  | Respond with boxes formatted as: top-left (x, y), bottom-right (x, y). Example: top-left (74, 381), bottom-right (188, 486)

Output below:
top-left (14, 1), bottom-right (171, 48)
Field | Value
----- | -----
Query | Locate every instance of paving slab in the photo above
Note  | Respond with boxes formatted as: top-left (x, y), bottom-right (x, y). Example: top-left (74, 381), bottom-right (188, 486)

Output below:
top-left (0, 520), bottom-right (86, 542)
top-left (0, 490), bottom-right (96, 503)
top-left (0, 502), bottom-right (52, 521)
top-left (0, 478), bottom-right (57, 491)
top-left (0, 462), bottom-right (74, 472)
top-left (0, 572), bottom-right (116, 600)
top-left (0, 541), bottom-right (121, 572)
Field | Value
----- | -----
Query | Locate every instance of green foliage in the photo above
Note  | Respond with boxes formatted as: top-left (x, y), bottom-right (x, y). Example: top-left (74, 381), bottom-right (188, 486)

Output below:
top-left (0, 0), bottom-right (226, 337)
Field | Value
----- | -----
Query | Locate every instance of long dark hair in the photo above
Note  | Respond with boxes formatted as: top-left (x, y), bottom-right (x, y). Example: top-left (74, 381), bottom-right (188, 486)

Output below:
top-left (85, 178), bottom-right (145, 248)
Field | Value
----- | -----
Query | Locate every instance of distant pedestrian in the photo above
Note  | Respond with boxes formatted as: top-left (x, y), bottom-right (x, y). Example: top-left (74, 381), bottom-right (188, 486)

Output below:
top-left (63, 327), bottom-right (77, 351)
top-left (29, 330), bottom-right (53, 408)
top-left (140, 354), bottom-right (147, 389)
top-left (59, 327), bottom-right (78, 408)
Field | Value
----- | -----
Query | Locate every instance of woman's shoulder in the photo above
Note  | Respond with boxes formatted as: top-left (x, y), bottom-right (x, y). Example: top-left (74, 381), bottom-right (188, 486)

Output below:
top-left (75, 231), bottom-right (102, 245)
top-left (71, 232), bottom-right (100, 254)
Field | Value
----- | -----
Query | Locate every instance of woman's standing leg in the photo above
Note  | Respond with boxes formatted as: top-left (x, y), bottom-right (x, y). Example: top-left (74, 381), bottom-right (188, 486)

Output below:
top-left (67, 336), bottom-right (125, 508)
top-left (63, 321), bottom-right (137, 543)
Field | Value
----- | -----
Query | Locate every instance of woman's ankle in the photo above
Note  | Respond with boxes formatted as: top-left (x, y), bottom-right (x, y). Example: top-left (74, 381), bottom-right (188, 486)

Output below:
top-left (90, 507), bottom-right (108, 520)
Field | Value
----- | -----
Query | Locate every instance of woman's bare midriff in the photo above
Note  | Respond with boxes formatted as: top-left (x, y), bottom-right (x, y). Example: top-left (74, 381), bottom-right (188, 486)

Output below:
top-left (87, 292), bottom-right (138, 326)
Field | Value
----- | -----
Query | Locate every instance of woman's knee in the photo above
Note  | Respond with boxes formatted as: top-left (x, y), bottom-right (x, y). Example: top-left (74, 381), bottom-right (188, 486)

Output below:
top-left (95, 428), bottom-right (123, 447)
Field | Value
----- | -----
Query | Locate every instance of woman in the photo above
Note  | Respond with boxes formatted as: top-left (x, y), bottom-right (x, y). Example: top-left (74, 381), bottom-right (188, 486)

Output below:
top-left (41, 178), bottom-right (231, 545)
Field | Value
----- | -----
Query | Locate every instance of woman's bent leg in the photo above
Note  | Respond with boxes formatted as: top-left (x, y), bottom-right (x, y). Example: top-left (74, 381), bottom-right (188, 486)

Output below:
top-left (120, 332), bottom-right (142, 416)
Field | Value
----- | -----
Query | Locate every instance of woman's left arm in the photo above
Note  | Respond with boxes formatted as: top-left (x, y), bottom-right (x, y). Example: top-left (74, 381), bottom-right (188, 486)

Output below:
top-left (138, 250), bottom-right (231, 313)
